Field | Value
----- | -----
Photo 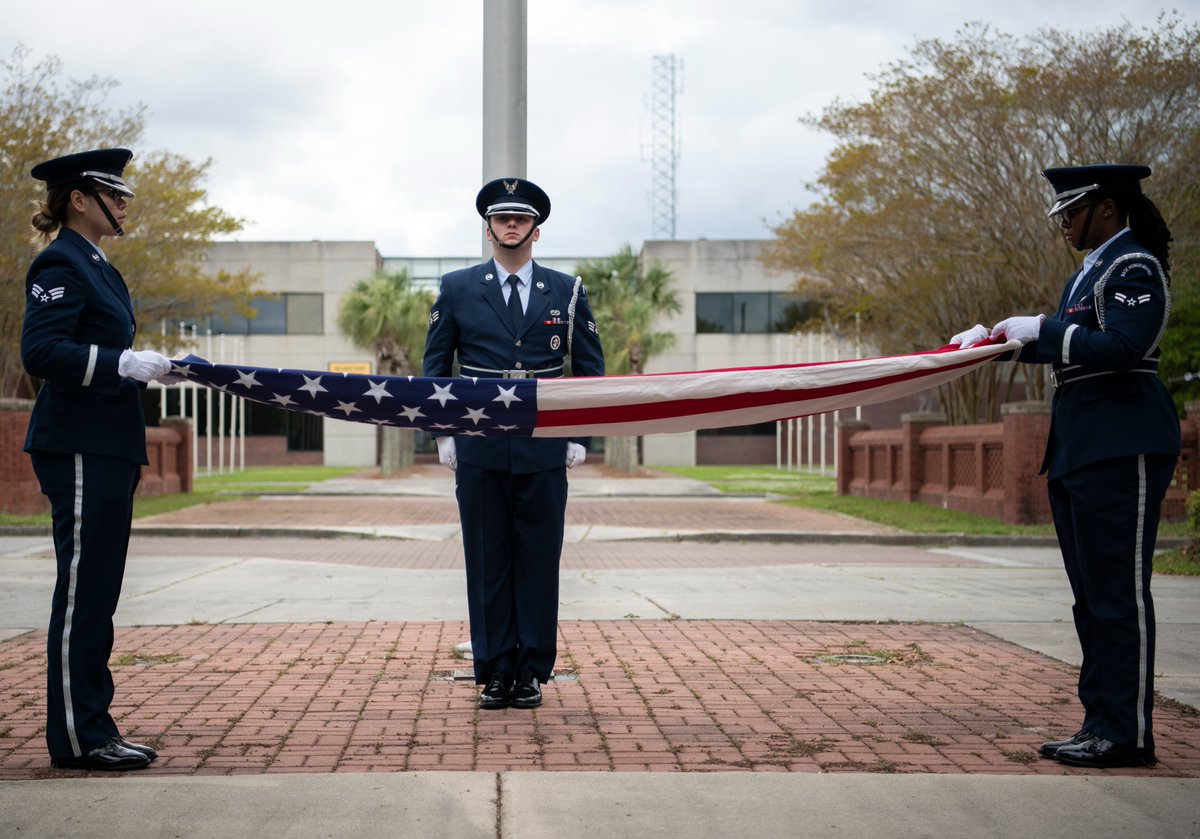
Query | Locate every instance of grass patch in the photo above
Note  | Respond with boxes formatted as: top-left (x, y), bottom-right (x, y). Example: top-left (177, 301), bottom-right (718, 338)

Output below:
top-left (1154, 547), bottom-right (1200, 577)
top-left (902, 730), bottom-right (946, 747)
top-left (653, 465), bottom-right (1191, 539)
top-left (111, 653), bottom-right (184, 667)
top-left (195, 466), bottom-right (362, 485)
top-left (0, 465), bottom-right (363, 526)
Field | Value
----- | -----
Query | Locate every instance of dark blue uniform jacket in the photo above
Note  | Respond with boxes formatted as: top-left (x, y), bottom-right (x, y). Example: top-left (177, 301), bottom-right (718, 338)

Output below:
top-left (423, 260), bottom-right (605, 473)
top-left (21, 228), bottom-right (147, 464)
top-left (1012, 230), bottom-right (1180, 479)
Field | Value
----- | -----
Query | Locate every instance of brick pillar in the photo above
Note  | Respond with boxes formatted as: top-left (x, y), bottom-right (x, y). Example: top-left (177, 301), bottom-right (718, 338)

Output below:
top-left (0, 399), bottom-right (48, 515)
top-left (899, 412), bottom-right (945, 503)
top-left (836, 418), bottom-right (870, 496)
top-left (160, 417), bottom-right (194, 493)
top-left (1001, 401), bottom-right (1051, 524)
top-left (1183, 402), bottom-right (1199, 494)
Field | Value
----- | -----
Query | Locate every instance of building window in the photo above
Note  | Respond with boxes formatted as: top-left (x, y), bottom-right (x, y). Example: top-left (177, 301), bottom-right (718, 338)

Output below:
top-left (697, 421), bottom-right (777, 437)
top-left (696, 292), bottom-right (813, 334)
top-left (209, 293), bottom-right (324, 335)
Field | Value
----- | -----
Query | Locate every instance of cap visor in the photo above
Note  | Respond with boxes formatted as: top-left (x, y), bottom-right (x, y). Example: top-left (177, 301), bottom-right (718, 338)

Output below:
top-left (486, 202), bottom-right (539, 218)
top-left (1047, 192), bottom-right (1089, 218)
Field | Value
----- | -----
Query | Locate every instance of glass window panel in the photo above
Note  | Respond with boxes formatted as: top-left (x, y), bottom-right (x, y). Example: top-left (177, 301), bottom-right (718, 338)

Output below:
top-left (770, 293), bottom-right (812, 333)
top-left (698, 421), bottom-right (777, 437)
top-left (695, 293), bottom-right (732, 333)
top-left (286, 293), bottom-right (324, 334)
top-left (248, 297), bottom-right (286, 334)
top-left (209, 310), bottom-right (248, 335)
top-left (731, 293), bottom-right (770, 333)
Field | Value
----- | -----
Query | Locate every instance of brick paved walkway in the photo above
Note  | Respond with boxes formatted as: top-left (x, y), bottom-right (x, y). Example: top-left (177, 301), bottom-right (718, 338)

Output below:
top-left (2, 620), bottom-right (1196, 779)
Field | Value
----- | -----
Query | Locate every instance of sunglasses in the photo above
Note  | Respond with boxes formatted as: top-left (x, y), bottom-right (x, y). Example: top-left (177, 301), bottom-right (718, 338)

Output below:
top-left (95, 188), bottom-right (129, 204)
top-left (1057, 203), bottom-right (1093, 227)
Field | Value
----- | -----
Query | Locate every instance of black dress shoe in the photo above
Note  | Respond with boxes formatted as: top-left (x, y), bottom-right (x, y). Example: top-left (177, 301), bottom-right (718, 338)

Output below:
top-left (51, 738), bottom-right (151, 771)
top-left (118, 737), bottom-right (158, 762)
top-left (1038, 729), bottom-right (1092, 759)
top-left (1054, 736), bottom-right (1156, 768)
top-left (510, 674), bottom-right (542, 709)
top-left (479, 675), bottom-right (513, 710)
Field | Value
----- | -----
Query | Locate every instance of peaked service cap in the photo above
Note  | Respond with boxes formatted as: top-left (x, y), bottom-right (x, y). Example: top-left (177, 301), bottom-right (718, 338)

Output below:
top-left (31, 148), bottom-right (135, 197)
top-left (1042, 163), bottom-right (1151, 217)
top-left (476, 178), bottom-right (550, 224)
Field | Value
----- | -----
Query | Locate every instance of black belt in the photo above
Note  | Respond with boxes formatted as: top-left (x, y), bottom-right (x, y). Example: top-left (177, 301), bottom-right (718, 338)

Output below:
top-left (460, 364), bottom-right (564, 380)
top-left (1050, 359), bottom-right (1159, 388)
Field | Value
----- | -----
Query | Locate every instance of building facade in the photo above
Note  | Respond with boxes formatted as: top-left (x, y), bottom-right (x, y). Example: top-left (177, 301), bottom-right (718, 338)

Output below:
top-left (191, 238), bottom-right (903, 468)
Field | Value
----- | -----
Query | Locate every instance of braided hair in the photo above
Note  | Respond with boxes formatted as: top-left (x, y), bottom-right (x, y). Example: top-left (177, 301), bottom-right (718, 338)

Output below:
top-left (1115, 190), bottom-right (1173, 277)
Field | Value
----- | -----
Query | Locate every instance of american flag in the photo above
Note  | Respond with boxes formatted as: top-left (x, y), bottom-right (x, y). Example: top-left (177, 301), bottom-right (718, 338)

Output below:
top-left (165, 340), bottom-right (1019, 437)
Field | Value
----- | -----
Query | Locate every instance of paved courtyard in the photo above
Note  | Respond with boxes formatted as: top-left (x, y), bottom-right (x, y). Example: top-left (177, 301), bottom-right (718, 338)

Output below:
top-left (1, 466), bottom-right (1197, 836)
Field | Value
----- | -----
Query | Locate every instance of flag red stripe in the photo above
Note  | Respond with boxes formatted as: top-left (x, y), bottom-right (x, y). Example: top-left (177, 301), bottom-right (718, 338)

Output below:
top-left (534, 350), bottom-right (993, 429)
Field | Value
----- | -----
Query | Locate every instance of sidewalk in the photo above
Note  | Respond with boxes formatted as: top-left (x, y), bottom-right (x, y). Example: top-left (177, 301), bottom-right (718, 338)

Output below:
top-left (1, 465), bottom-right (1197, 837)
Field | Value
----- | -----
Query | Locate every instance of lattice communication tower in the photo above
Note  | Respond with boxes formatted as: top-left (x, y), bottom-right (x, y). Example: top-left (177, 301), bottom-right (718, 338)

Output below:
top-left (649, 54), bottom-right (680, 240)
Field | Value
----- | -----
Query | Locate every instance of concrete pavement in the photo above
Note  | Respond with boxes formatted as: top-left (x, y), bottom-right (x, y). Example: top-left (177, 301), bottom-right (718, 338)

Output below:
top-left (0, 464), bottom-right (1197, 837)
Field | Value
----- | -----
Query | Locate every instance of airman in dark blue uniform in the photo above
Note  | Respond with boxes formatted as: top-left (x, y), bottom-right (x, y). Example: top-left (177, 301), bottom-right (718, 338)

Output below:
top-left (423, 178), bottom-right (605, 709)
top-left (23, 149), bottom-right (172, 770)
top-left (952, 164), bottom-right (1179, 768)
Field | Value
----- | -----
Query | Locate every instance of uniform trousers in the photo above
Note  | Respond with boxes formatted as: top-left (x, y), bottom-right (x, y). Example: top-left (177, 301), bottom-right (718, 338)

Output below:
top-left (455, 463), bottom-right (567, 685)
top-left (1048, 452), bottom-right (1176, 751)
top-left (31, 451), bottom-right (140, 760)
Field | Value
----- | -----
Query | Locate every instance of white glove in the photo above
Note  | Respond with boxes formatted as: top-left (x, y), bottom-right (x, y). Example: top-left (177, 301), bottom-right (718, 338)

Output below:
top-left (118, 349), bottom-right (172, 383)
top-left (990, 314), bottom-right (1046, 344)
top-left (949, 324), bottom-right (988, 349)
top-left (436, 436), bottom-right (457, 471)
top-left (566, 442), bottom-right (586, 468)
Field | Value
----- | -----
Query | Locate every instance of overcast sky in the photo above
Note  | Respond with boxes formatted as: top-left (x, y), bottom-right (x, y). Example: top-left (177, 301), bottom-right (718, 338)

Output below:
top-left (3, 1), bottom-right (1194, 257)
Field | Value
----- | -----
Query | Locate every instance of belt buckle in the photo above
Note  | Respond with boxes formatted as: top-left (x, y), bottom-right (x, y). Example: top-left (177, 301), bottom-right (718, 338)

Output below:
top-left (1050, 369), bottom-right (1062, 388)
top-left (504, 370), bottom-right (529, 379)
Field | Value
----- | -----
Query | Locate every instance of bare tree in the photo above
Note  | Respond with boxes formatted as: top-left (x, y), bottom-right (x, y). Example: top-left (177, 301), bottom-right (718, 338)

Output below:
top-left (764, 17), bottom-right (1200, 422)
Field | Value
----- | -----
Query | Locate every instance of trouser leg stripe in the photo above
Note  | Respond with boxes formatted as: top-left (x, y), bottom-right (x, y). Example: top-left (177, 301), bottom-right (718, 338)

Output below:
top-left (62, 454), bottom-right (84, 757)
top-left (1134, 454), bottom-right (1148, 749)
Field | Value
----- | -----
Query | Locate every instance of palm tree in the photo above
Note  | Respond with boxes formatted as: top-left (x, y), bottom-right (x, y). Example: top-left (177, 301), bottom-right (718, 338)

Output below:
top-left (338, 270), bottom-right (433, 475)
top-left (576, 245), bottom-right (681, 471)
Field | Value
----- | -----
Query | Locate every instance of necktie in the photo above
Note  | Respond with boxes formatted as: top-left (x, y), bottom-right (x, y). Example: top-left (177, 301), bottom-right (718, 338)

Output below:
top-left (507, 275), bottom-right (523, 330)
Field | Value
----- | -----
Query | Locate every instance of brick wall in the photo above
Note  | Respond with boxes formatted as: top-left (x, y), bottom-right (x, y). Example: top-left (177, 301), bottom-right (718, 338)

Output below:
top-left (0, 403), bottom-right (193, 515)
top-left (0, 400), bottom-right (45, 515)
top-left (838, 401), bottom-right (1199, 524)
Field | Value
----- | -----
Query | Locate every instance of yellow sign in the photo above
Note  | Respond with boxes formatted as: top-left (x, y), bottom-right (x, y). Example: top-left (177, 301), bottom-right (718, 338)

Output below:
top-left (328, 361), bottom-right (372, 375)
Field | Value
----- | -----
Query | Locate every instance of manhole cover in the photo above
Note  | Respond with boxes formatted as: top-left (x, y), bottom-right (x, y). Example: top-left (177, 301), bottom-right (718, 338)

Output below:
top-left (825, 654), bottom-right (887, 664)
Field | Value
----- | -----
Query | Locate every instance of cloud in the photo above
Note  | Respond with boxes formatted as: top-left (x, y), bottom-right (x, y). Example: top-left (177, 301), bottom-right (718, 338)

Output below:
top-left (3, 0), bottom-right (1195, 257)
